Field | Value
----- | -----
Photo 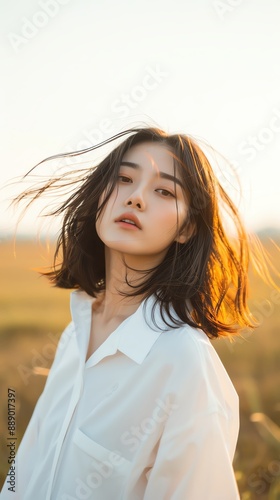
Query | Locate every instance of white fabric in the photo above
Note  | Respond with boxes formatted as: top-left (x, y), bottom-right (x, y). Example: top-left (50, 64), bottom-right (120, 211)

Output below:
top-left (1, 290), bottom-right (240, 499)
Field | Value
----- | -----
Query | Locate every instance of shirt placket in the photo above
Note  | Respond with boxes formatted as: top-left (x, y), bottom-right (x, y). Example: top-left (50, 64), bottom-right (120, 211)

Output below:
top-left (46, 298), bottom-right (92, 500)
top-left (46, 366), bottom-right (84, 499)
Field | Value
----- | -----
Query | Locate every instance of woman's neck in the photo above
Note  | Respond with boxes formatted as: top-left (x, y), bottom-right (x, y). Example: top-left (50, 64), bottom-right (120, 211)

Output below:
top-left (95, 249), bottom-right (146, 323)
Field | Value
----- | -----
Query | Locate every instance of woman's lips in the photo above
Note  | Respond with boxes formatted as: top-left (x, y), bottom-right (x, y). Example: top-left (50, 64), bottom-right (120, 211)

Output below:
top-left (115, 212), bottom-right (142, 229)
top-left (116, 220), bottom-right (140, 230)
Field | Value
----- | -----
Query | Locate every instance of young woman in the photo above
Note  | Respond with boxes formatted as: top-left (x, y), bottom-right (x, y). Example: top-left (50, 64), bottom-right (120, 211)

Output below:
top-left (2, 127), bottom-right (267, 499)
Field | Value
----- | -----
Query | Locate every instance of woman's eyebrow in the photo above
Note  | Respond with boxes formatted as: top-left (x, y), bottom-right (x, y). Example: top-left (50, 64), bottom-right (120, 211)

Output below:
top-left (120, 161), bottom-right (183, 189)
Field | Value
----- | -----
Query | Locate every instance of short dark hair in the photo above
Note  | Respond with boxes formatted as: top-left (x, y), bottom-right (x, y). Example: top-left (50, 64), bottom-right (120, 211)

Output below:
top-left (14, 127), bottom-right (272, 339)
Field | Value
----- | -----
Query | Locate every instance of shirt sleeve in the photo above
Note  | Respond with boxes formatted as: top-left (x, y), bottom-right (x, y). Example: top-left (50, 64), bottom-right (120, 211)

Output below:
top-left (143, 332), bottom-right (240, 500)
top-left (144, 407), bottom-right (240, 500)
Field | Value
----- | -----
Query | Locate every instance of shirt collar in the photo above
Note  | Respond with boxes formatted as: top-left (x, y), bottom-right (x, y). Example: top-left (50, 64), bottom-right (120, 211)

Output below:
top-left (70, 290), bottom-right (178, 366)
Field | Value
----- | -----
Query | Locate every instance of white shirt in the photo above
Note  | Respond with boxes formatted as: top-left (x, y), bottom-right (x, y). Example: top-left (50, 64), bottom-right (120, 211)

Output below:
top-left (1, 290), bottom-right (240, 500)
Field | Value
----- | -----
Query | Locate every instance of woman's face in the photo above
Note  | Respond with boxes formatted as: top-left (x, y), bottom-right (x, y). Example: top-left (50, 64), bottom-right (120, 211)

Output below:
top-left (96, 141), bottom-right (191, 265)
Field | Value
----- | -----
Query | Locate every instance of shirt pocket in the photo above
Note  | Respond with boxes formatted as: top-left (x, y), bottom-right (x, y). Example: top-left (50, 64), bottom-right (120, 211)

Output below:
top-left (73, 427), bottom-right (132, 480)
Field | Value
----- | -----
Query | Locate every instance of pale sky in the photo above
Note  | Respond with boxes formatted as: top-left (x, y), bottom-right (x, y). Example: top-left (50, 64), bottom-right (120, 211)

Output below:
top-left (1, 0), bottom-right (280, 236)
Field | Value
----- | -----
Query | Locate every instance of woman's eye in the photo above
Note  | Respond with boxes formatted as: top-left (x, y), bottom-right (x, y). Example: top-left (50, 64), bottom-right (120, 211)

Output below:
top-left (156, 189), bottom-right (174, 198)
top-left (118, 175), bottom-right (132, 183)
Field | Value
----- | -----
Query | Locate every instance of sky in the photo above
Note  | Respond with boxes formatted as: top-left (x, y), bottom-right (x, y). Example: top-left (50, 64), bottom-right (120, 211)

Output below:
top-left (1, 0), bottom-right (280, 237)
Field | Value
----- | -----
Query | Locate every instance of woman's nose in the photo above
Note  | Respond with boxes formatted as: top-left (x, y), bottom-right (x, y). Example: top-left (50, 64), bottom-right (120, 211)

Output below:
top-left (126, 199), bottom-right (142, 209)
top-left (124, 189), bottom-right (146, 211)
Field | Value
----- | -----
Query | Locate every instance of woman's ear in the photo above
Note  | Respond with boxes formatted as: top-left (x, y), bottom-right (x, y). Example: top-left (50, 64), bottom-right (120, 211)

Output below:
top-left (175, 221), bottom-right (196, 244)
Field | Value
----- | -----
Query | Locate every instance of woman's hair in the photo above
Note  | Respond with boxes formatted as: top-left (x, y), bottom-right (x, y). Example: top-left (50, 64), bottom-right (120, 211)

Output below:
top-left (13, 127), bottom-right (277, 339)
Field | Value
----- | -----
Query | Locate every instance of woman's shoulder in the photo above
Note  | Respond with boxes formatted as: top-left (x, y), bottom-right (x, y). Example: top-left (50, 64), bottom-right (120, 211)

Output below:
top-left (149, 322), bottom-right (238, 409)
top-left (154, 322), bottom-right (230, 381)
top-left (154, 322), bottom-right (215, 368)
top-left (144, 296), bottom-right (224, 372)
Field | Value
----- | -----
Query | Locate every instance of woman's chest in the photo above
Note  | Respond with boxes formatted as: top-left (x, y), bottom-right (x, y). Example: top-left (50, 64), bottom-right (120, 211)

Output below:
top-left (86, 315), bottom-right (124, 361)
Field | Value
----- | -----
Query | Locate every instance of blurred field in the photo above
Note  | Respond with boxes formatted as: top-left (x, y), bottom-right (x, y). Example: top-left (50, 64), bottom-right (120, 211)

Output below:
top-left (0, 237), bottom-right (280, 498)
